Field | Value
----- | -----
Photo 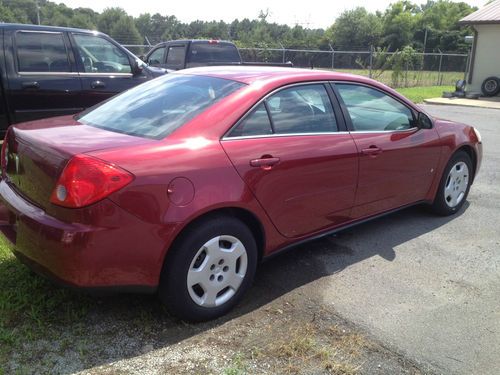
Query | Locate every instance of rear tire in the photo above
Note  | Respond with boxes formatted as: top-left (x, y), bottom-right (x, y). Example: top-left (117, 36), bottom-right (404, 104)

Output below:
top-left (481, 76), bottom-right (500, 97)
top-left (431, 151), bottom-right (473, 216)
top-left (159, 216), bottom-right (257, 322)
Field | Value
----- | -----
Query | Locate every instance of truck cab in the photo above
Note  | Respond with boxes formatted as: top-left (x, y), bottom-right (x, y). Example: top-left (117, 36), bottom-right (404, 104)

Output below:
top-left (145, 40), bottom-right (242, 70)
top-left (0, 23), bottom-right (166, 137)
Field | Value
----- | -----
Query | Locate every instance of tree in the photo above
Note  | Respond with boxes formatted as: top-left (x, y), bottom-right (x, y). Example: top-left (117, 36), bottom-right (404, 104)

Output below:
top-left (97, 7), bottom-right (128, 36)
top-left (382, 1), bottom-right (421, 50)
top-left (0, 5), bottom-right (17, 23)
top-left (327, 8), bottom-right (382, 49)
top-left (416, 0), bottom-right (476, 52)
top-left (110, 16), bottom-right (142, 44)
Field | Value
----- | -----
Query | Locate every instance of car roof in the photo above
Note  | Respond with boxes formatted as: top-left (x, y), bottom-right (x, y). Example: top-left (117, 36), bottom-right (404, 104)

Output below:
top-left (175, 66), bottom-right (419, 110)
top-left (0, 23), bottom-right (105, 35)
top-left (177, 66), bottom-right (377, 86)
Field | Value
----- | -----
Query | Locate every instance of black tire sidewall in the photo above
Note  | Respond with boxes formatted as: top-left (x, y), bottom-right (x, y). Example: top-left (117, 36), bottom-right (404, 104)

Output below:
top-left (159, 216), bottom-right (258, 322)
top-left (432, 151), bottom-right (473, 216)
top-left (481, 76), bottom-right (500, 97)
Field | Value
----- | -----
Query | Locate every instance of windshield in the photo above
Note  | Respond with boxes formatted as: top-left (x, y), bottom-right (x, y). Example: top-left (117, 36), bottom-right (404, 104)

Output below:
top-left (77, 74), bottom-right (245, 139)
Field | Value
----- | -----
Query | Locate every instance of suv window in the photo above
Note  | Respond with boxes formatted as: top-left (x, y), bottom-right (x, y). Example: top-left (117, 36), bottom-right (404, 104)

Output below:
top-left (229, 84), bottom-right (338, 137)
top-left (336, 84), bottom-right (414, 131)
top-left (16, 31), bottom-right (70, 72)
top-left (148, 46), bottom-right (165, 66)
top-left (166, 46), bottom-right (185, 66)
top-left (73, 34), bottom-right (131, 73)
top-left (188, 43), bottom-right (240, 63)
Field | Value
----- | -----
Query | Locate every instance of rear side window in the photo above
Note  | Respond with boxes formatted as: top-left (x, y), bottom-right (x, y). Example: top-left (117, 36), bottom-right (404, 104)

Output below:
top-left (229, 84), bottom-right (338, 137)
top-left (16, 31), bottom-right (70, 72)
top-left (166, 46), bottom-right (185, 66)
top-left (188, 43), bottom-right (240, 63)
top-left (77, 74), bottom-right (245, 139)
top-left (336, 84), bottom-right (414, 131)
top-left (229, 103), bottom-right (273, 137)
top-left (268, 85), bottom-right (338, 134)
top-left (73, 34), bottom-right (131, 73)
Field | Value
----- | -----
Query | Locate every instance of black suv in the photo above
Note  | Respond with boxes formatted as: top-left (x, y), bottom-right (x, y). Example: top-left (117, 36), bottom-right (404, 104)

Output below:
top-left (0, 23), bottom-right (165, 136)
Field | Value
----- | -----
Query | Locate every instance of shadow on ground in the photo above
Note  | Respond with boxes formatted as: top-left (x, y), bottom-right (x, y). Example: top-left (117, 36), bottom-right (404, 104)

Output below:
top-left (2, 203), bottom-right (467, 374)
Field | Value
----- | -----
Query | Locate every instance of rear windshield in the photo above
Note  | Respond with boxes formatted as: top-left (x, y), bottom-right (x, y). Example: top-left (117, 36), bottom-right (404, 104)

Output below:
top-left (187, 43), bottom-right (240, 63)
top-left (77, 74), bottom-right (244, 139)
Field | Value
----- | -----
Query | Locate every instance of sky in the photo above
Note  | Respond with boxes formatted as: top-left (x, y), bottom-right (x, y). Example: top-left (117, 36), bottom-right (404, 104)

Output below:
top-left (59, 0), bottom-right (488, 29)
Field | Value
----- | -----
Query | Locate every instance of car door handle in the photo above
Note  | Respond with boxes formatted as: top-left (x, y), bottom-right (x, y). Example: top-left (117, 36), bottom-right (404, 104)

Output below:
top-left (361, 146), bottom-right (383, 157)
top-left (21, 81), bottom-right (39, 90)
top-left (249, 157), bottom-right (280, 169)
top-left (91, 80), bottom-right (106, 89)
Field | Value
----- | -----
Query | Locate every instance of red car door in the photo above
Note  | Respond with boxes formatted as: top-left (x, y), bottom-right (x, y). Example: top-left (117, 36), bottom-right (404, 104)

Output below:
top-left (334, 83), bottom-right (442, 218)
top-left (222, 83), bottom-right (359, 238)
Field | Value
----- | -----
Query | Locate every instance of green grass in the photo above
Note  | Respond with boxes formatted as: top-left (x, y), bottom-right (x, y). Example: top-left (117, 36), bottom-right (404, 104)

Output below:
top-left (334, 68), bottom-right (462, 89)
top-left (395, 85), bottom-right (453, 103)
top-left (0, 236), bottom-right (91, 369)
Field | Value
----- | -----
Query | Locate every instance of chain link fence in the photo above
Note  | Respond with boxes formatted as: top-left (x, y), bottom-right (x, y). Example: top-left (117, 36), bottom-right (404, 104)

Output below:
top-left (124, 44), bottom-right (468, 88)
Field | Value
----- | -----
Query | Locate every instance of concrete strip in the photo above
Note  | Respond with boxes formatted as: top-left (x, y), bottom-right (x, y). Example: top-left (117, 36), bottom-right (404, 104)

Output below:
top-left (424, 97), bottom-right (500, 109)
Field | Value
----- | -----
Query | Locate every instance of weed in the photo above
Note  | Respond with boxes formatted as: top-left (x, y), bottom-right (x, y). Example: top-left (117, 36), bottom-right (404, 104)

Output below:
top-left (223, 353), bottom-right (247, 375)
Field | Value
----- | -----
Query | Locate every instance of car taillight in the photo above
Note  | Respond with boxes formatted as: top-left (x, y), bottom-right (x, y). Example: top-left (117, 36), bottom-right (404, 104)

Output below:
top-left (50, 154), bottom-right (134, 208)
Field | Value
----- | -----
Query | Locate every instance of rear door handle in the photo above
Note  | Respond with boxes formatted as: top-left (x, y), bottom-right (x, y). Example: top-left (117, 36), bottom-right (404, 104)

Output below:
top-left (250, 157), bottom-right (280, 169)
top-left (21, 81), bottom-right (39, 89)
top-left (91, 80), bottom-right (106, 89)
top-left (361, 146), bottom-right (382, 157)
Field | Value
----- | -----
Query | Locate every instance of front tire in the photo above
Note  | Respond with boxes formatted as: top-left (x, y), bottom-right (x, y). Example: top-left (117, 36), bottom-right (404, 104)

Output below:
top-left (159, 216), bottom-right (258, 322)
top-left (431, 151), bottom-right (473, 216)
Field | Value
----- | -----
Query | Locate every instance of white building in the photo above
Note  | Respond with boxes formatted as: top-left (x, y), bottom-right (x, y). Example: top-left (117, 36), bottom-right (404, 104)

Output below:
top-left (460, 0), bottom-right (500, 96)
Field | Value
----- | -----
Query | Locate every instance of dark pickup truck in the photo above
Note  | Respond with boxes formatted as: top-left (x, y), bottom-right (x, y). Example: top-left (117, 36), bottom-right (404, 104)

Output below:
top-left (145, 39), bottom-right (292, 71)
top-left (0, 23), bottom-right (165, 137)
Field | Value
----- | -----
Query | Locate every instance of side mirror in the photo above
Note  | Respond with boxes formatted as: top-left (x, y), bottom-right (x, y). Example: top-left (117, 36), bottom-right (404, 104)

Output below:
top-left (138, 54), bottom-right (146, 62)
top-left (418, 112), bottom-right (433, 129)
top-left (132, 59), bottom-right (144, 75)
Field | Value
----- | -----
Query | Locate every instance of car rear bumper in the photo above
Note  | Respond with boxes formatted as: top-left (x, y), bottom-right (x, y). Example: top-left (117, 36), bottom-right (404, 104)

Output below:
top-left (0, 179), bottom-right (164, 291)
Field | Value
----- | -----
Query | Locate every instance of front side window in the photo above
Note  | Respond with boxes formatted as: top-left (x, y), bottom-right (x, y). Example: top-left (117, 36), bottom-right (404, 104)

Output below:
top-left (229, 84), bottom-right (338, 137)
top-left (148, 47), bottom-right (165, 66)
top-left (336, 84), bottom-right (414, 131)
top-left (166, 46), bottom-right (186, 66)
top-left (73, 34), bottom-right (131, 73)
top-left (16, 31), bottom-right (70, 72)
top-left (77, 74), bottom-right (244, 139)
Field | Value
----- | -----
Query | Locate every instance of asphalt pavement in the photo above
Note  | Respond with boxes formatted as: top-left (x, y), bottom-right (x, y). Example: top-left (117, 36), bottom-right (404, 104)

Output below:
top-left (316, 104), bottom-right (499, 375)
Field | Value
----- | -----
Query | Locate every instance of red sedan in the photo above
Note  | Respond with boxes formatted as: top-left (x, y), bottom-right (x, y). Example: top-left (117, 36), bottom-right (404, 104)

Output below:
top-left (0, 67), bottom-right (482, 321)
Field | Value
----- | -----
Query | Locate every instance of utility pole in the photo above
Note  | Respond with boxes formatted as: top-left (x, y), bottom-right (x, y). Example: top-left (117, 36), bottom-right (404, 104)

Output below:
top-left (421, 27), bottom-right (428, 72)
top-left (423, 27), bottom-right (428, 53)
top-left (36, 0), bottom-right (41, 25)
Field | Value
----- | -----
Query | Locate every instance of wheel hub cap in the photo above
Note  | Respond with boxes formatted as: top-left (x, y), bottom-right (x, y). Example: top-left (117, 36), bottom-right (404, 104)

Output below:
top-left (444, 161), bottom-right (469, 208)
top-left (187, 235), bottom-right (248, 307)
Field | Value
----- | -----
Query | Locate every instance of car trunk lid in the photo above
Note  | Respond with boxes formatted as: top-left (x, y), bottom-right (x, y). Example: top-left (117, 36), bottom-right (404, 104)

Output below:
top-left (2, 115), bottom-right (153, 210)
